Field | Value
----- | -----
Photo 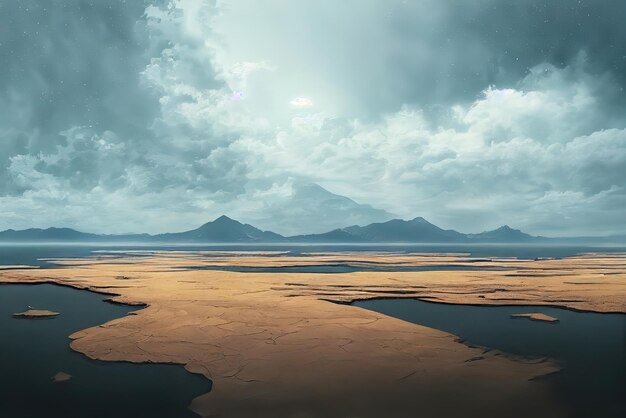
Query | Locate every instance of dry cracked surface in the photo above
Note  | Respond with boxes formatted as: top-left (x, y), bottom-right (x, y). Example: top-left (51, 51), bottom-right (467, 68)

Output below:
top-left (1, 251), bottom-right (625, 417)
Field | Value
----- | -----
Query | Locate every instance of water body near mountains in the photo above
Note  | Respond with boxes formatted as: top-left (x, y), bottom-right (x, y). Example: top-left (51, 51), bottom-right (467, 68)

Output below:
top-left (2, 215), bottom-right (626, 245)
top-left (353, 299), bottom-right (626, 418)
top-left (1, 221), bottom-right (625, 417)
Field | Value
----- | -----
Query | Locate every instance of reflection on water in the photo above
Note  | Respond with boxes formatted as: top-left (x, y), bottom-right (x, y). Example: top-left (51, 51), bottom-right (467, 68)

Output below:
top-left (354, 298), bottom-right (626, 418)
top-left (0, 284), bottom-right (211, 418)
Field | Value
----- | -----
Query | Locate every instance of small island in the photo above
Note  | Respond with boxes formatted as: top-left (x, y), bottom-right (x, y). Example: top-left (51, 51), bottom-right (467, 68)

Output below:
top-left (511, 313), bottom-right (559, 323)
top-left (13, 309), bottom-right (60, 319)
top-left (52, 372), bottom-right (72, 383)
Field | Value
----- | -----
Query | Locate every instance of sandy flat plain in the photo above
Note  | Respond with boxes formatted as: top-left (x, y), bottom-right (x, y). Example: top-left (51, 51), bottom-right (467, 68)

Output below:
top-left (1, 251), bottom-right (625, 417)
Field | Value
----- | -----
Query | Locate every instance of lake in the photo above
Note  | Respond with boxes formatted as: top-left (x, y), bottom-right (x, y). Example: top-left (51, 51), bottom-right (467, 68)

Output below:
top-left (0, 284), bottom-right (211, 418)
top-left (354, 298), bottom-right (626, 418)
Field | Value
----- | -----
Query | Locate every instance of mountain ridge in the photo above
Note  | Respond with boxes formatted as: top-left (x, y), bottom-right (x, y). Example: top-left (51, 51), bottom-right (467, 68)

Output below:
top-left (0, 215), bottom-right (623, 244)
top-left (153, 215), bottom-right (283, 243)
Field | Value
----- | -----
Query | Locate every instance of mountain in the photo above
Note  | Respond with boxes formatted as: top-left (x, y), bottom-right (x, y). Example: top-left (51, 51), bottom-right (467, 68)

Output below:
top-left (237, 181), bottom-right (395, 236)
top-left (285, 219), bottom-right (551, 243)
top-left (2, 215), bottom-right (622, 244)
top-left (288, 228), bottom-right (363, 243)
top-left (466, 225), bottom-right (538, 243)
top-left (153, 215), bottom-right (284, 243)
top-left (0, 227), bottom-right (150, 242)
top-left (341, 217), bottom-right (466, 243)
top-left (0, 227), bottom-right (99, 242)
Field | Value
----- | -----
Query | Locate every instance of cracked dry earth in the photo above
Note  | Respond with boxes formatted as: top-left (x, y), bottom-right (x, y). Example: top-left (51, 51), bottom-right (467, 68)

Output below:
top-left (1, 251), bottom-right (625, 418)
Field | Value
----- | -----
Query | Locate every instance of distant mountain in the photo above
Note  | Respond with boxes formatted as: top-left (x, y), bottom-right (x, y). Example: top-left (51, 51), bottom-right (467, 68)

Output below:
top-left (342, 217), bottom-right (466, 243)
top-left (466, 225), bottom-right (538, 243)
top-left (0, 227), bottom-right (150, 242)
top-left (238, 181), bottom-right (395, 236)
top-left (154, 215), bottom-right (284, 243)
top-left (288, 228), bottom-right (363, 243)
top-left (0, 227), bottom-right (99, 242)
top-left (285, 218), bottom-right (541, 244)
top-left (1, 215), bottom-right (622, 244)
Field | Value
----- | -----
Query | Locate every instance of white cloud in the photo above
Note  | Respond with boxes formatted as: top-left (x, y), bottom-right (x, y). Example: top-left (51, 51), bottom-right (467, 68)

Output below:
top-left (1, 0), bottom-right (626, 237)
top-left (228, 59), bottom-right (626, 235)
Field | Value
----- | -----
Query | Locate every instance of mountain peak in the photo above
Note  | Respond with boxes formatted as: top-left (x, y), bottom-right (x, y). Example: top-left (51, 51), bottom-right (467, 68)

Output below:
top-left (466, 224), bottom-right (533, 242)
top-left (194, 215), bottom-right (242, 232)
top-left (213, 215), bottom-right (237, 224)
top-left (494, 225), bottom-right (523, 233)
top-left (157, 215), bottom-right (283, 243)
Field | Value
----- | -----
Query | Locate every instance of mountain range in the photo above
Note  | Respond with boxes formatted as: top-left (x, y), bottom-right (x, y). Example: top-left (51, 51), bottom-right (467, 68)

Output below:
top-left (1, 215), bottom-right (624, 244)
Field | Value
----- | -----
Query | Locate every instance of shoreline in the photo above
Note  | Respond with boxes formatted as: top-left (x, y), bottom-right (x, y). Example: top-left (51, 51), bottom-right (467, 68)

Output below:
top-left (1, 251), bottom-right (624, 417)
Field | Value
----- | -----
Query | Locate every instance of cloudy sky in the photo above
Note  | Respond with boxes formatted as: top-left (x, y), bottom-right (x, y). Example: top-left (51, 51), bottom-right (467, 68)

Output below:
top-left (1, 0), bottom-right (625, 236)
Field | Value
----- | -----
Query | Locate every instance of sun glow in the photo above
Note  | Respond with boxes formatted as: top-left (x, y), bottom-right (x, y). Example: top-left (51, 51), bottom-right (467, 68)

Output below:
top-left (290, 97), bottom-right (314, 108)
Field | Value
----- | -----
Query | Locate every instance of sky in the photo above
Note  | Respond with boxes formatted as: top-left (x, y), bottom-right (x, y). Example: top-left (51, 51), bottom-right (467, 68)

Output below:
top-left (1, 0), bottom-right (625, 237)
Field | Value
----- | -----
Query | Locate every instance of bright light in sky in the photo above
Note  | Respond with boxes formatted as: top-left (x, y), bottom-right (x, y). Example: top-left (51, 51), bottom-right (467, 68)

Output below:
top-left (231, 90), bottom-right (244, 101)
top-left (290, 97), bottom-right (314, 108)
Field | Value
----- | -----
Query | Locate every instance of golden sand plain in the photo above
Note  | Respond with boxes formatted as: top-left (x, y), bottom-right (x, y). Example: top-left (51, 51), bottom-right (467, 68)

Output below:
top-left (1, 251), bottom-right (625, 417)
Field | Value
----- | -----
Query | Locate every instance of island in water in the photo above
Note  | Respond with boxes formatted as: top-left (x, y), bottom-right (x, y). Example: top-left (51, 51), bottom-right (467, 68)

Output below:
top-left (13, 308), bottom-right (60, 319)
top-left (511, 313), bottom-right (560, 323)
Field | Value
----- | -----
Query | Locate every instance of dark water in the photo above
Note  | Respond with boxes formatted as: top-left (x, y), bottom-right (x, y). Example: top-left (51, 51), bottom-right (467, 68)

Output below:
top-left (353, 298), bottom-right (626, 418)
top-left (2, 243), bottom-right (626, 268)
top-left (181, 264), bottom-right (510, 273)
top-left (0, 284), bottom-right (211, 418)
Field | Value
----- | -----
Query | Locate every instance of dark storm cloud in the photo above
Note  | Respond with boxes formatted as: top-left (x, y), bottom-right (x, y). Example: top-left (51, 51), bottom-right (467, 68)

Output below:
top-left (0, 0), bottom-right (157, 176)
top-left (215, 0), bottom-right (626, 122)
top-left (373, 0), bottom-right (626, 114)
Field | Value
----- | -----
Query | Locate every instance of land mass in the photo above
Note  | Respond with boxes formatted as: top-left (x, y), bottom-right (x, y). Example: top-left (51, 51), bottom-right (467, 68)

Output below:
top-left (52, 372), bottom-right (72, 383)
top-left (13, 309), bottom-right (60, 318)
top-left (1, 215), bottom-right (625, 244)
top-left (2, 251), bottom-right (625, 417)
top-left (511, 313), bottom-right (560, 323)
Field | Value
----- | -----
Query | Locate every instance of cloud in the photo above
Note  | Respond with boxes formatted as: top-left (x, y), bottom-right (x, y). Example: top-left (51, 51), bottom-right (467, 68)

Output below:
top-left (1, 0), bottom-right (626, 237)
top-left (223, 179), bottom-right (395, 236)
top-left (211, 0), bottom-right (626, 119)
top-left (234, 58), bottom-right (626, 235)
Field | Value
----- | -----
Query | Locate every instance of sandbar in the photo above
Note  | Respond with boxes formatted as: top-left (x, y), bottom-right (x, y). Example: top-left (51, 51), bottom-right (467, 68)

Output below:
top-left (52, 372), bottom-right (72, 383)
top-left (13, 309), bottom-right (60, 319)
top-left (511, 313), bottom-right (559, 323)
